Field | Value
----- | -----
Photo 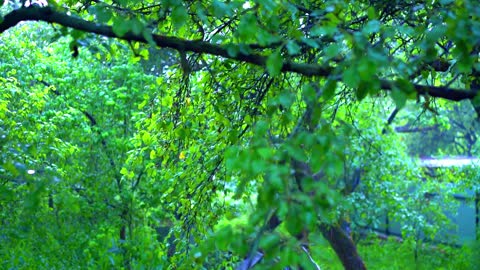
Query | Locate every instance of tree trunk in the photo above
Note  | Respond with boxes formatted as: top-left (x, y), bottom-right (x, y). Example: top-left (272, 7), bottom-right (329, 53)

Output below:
top-left (293, 160), bottom-right (367, 269)
top-left (238, 159), bottom-right (367, 269)
top-left (237, 214), bottom-right (366, 270)
top-left (319, 223), bottom-right (366, 270)
top-left (120, 209), bottom-right (131, 270)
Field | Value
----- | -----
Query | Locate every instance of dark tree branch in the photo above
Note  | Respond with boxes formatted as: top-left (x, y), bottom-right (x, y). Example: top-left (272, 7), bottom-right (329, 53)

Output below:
top-left (1, 6), bottom-right (478, 102)
top-left (382, 107), bottom-right (399, 134)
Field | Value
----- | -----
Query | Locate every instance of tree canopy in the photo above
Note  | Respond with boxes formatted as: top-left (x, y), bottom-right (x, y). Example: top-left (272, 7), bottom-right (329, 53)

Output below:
top-left (0, 0), bottom-right (479, 269)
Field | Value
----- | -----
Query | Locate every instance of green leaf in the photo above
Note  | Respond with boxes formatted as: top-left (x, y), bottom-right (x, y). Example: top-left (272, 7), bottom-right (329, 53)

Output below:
top-left (278, 91), bottom-right (294, 108)
top-left (426, 25), bottom-right (447, 43)
top-left (215, 226), bottom-right (234, 249)
top-left (112, 18), bottom-right (131, 37)
top-left (130, 18), bottom-right (145, 35)
top-left (212, 0), bottom-right (229, 17)
top-left (358, 57), bottom-right (376, 80)
top-left (363, 20), bottom-right (381, 34)
top-left (142, 30), bottom-right (157, 47)
top-left (286, 40), bottom-right (301, 55)
top-left (395, 78), bottom-right (415, 94)
top-left (322, 79), bottom-right (337, 101)
top-left (324, 44), bottom-right (341, 59)
top-left (367, 7), bottom-right (378, 19)
top-left (391, 89), bottom-right (407, 109)
top-left (257, 147), bottom-right (274, 159)
top-left (139, 49), bottom-right (149, 60)
top-left (226, 44), bottom-right (239, 57)
top-left (302, 84), bottom-right (317, 104)
top-left (343, 65), bottom-right (360, 88)
top-left (237, 14), bottom-right (257, 41)
top-left (285, 206), bottom-right (303, 236)
top-left (149, 150), bottom-right (156, 159)
top-left (142, 132), bottom-right (152, 144)
top-left (254, 120), bottom-right (269, 135)
top-left (90, 6), bottom-right (112, 24)
top-left (266, 50), bottom-right (283, 76)
top-left (356, 81), bottom-right (369, 100)
top-left (172, 5), bottom-right (189, 29)
top-left (259, 233), bottom-right (280, 251)
top-left (310, 25), bottom-right (337, 37)
top-left (266, 173), bottom-right (284, 191)
top-left (284, 143), bottom-right (308, 162)
top-left (300, 37), bottom-right (319, 48)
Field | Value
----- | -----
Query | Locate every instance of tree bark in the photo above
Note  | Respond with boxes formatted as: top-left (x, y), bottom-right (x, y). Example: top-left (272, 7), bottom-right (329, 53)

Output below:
top-left (0, 6), bottom-right (477, 102)
top-left (319, 224), bottom-right (367, 270)
top-left (237, 214), bottom-right (367, 270)
top-left (292, 159), bottom-right (366, 270)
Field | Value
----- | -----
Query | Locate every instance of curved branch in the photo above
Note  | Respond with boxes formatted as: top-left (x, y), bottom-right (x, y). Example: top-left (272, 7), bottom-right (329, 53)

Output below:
top-left (1, 6), bottom-right (478, 102)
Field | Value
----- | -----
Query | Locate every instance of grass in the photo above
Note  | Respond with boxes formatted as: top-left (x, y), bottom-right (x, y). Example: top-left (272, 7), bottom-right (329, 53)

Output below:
top-left (311, 234), bottom-right (480, 270)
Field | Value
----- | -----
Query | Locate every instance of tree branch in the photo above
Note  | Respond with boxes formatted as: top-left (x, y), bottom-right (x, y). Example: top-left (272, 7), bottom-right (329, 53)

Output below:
top-left (1, 6), bottom-right (477, 102)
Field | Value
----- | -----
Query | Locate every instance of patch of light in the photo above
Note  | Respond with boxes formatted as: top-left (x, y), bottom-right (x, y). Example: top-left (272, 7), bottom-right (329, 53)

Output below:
top-left (14, 0), bottom-right (48, 7)
top-left (419, 157), bottom-right (480, 167)
top-left (243, 1), bottom-right (251, 9)
top-left (27, 169), bottom-right (36, 175)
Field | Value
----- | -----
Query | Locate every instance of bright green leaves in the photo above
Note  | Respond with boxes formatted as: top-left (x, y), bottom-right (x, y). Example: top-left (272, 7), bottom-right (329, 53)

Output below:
top-left (225, 143), bottom-right (274, 182)
top-left (141, 131), bottom-right (153, 145)
top-left (214, 225), bottom-right (234, 250)
top-left (149, 149), bottom-right (156, 160)
top-left (120, 167), bottom-right (135, 179)
top-left (266, 50), bottom-right (283, 76)
top-left (3, 0), bottom-right (480, 268)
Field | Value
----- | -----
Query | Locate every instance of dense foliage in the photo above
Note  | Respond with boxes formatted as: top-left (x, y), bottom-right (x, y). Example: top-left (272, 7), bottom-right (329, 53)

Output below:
top-left (0, 0), bottom-right (479, 269)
